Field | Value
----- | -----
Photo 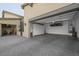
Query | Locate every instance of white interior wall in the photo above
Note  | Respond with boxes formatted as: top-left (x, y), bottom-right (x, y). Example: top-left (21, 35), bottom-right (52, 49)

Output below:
top-left (32, 20), bottom-right (71, 36)
top-left (33, 24), bottom-right (44, 36)
top-left (46, 20), bottom-right (71, 35)
top-left (29, 23), bottom-right (33, 33)
top-left (75, 12), bottom-right (79, 38)
top-left (75, 20), bottom-right (79, 38)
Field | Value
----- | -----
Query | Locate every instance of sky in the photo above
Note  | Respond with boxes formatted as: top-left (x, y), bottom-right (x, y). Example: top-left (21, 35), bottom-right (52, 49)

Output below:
top-left (0, 3), bottom-right (24, 17)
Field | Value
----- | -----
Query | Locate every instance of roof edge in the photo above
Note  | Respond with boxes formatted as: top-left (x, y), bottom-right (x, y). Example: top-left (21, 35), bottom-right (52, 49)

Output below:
top-left (0, 18), bottom-right (22, 20)
top-left (30, 3), bottom-right (76, 21)
top-left (2, 10), bottom-right (23, 18)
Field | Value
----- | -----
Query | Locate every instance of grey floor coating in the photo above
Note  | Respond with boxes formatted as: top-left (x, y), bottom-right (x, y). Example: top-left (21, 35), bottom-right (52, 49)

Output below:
top-left (0, 34), bottom-right (79, 56)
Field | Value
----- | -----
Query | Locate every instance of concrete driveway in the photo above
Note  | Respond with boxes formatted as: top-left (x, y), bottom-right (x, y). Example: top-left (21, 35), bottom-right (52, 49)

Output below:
top-left (0, 34), bottom-right (79, 56)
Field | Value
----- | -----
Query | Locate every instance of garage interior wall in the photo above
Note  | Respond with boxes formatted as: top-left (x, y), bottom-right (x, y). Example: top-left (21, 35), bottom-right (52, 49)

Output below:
top-left (32, 24), bottom-right (44, 36)
top-left (31, 20), bottom-right (72, 36)
top-left (29, 23), bottom-right (33, 33)
top-left (75, 11), bottom-right (79, 38)
top-left (45, 20), bottom-right (71, 35)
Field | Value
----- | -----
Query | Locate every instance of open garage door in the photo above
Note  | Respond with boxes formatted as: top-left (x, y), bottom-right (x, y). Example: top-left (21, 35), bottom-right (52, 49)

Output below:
top-left (30, 4), bottom-right (79, 38)
top-left (1, 24), bottom-right (17, 36)
top-left (30, 11), bottom-right (77, 37)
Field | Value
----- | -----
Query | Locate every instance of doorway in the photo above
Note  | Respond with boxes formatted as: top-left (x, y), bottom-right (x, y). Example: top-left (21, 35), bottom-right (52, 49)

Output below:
top-left (1, 24), bottom-right (17, 36)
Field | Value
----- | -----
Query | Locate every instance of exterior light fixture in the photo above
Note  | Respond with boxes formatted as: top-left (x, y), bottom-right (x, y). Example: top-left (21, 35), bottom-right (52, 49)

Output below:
top-left (24, 23), bottom-right (26, 26)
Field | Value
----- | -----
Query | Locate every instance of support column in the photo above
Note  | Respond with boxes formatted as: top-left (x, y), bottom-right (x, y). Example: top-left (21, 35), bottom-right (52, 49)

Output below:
top-left (73, 11), bottom-right (79, 38)
top-left (0, 24), bottom-right (1, 36)
top-left (23, 19), bottom-right (30, 38)
top-left (71, 11), bottom-right (79, 38)
top-left (23, 6), bottom-right (33, 38)
top-left (44, 23), bottom-right (46, 34)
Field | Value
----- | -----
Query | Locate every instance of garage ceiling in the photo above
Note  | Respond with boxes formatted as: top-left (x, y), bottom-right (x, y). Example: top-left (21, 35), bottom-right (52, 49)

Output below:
top-left (30, 4), bottom-right (79, 24)
top-left (35, 11), bottom-right (76, 24)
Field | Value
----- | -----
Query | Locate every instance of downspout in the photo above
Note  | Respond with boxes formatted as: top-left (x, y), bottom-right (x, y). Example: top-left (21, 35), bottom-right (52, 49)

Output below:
top-left (20, 19), bottom-right (24, 36)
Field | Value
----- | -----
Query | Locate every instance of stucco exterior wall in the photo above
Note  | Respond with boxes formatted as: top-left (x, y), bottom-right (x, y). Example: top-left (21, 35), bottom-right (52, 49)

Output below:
top-left (4, 12), bottom-right (22, 18)
top-left (23, 3), bottom-right (71, 38)
top-left (24, 3), bottom-right (71, 19)
top-left (0, 24), bottom-right (1, 36)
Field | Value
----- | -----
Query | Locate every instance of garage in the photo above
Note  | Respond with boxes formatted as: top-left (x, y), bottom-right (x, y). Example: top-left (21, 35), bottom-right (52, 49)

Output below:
top-left (0, 18), bottom-right (21, 36)
top-left (30, 12), bottom-right (74, 37)
top-left (1, 24), bottom-right (17, 36)
top-left (0, 10), bottom-right (23, 36)
top-left (29, 4), bottom-right (79, 39)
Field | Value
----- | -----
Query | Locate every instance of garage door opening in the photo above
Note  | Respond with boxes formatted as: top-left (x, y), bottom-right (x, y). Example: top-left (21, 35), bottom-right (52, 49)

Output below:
top-left (30, 10), bottom-right (79, 39)
top-left (1, 24), bottom-right (17, 36)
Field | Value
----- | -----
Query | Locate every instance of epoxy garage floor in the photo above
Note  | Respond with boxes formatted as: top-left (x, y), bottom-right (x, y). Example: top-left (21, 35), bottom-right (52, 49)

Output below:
top-left (0, 34), bottom-right (79, 56)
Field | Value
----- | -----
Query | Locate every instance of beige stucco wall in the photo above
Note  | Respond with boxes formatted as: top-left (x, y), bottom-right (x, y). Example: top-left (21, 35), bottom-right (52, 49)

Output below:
top-left (24, 3), bottom-right (71, 19)
top-left (4, 12), bottom-right (22, 18)
top-left (23, 3), bottom-right (71, 38)
top-left (0, 19), bottom-right (20, 36)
